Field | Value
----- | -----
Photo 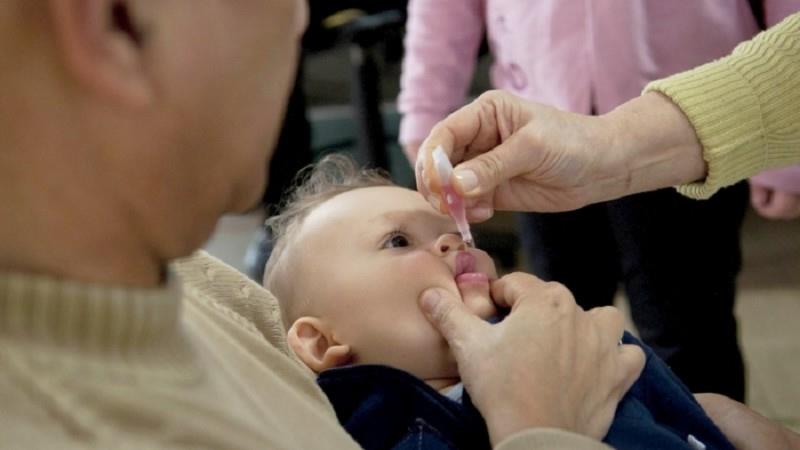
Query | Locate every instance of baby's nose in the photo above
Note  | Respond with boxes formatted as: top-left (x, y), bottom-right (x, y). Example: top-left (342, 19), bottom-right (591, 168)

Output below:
top-left (434, 233), bottom-right (467, 255)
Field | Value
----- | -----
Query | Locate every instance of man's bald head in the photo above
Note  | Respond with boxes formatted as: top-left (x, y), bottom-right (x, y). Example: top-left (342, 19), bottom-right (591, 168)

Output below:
top-left (0, 0), bottom-right (307, 285)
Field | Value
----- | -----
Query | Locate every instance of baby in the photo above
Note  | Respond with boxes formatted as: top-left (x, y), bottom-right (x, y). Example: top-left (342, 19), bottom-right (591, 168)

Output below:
top-left (263, 155), bottom-right (733, 450)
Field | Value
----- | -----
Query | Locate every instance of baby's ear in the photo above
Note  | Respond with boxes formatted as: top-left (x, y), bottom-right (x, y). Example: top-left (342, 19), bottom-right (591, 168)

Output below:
top-left (287, 317), bottom-right (352, 373)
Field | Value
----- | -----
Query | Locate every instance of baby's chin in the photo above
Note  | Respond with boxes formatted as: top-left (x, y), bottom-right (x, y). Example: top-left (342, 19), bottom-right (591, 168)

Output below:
top-left (427, 376), bottom-right (462, 392)
top-left (465, 298), bottom-right (498, 320)
top-left (420, 356), bottom-right (461, 392)
top-left (456, 276), bottom-right (498, 319)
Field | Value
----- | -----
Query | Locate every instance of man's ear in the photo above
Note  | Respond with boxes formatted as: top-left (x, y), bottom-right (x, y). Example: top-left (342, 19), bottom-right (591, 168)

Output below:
top-left (48, 0), bottom-right (153, 107)
top-left (287, 317), bottom-right (352, 373)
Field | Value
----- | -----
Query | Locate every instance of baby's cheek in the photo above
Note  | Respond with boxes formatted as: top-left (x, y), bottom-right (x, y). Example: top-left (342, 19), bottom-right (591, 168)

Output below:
top-left (397, 253), bottom-right (444, 280)
top-left (396, 252), bottom-right (474, 309)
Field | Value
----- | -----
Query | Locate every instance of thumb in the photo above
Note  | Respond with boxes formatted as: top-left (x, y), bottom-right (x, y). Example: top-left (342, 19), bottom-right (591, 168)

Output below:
top-left (451, 132), bottom-right (532, 197)
top-left (419, 288), bottom-right (489, 351)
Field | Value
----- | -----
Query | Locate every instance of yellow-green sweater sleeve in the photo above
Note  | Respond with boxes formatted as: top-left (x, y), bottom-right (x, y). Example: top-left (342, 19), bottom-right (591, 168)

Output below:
top-left (644, 12), bottom-right (800, 199)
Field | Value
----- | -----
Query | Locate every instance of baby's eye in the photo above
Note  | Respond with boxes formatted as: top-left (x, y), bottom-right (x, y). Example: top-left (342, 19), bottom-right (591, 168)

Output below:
top-left (383, 233), bottom-right (411, 249)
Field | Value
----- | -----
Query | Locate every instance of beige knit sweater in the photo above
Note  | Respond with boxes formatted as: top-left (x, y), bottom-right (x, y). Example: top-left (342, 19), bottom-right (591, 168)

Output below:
top-left (0, 251), bottom-right (604, 449)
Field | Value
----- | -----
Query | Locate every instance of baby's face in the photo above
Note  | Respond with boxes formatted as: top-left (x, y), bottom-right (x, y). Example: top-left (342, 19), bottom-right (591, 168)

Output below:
top-left (294, 186), bottom-right (497, 385)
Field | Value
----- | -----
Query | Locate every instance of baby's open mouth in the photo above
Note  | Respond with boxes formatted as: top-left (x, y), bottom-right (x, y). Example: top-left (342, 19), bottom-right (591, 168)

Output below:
top-left (454, 251), bottom-right (489, 285)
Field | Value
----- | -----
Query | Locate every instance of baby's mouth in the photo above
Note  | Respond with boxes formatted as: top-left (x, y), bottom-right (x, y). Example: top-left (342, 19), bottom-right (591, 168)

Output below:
top-left (454, 251), bottom-right (489, 285)
top-left (453, 251), bottom-right (496, 320)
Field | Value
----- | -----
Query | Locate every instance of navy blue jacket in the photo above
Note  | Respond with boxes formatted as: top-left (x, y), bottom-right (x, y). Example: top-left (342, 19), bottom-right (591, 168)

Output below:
top-left (318, 333), bottom-right (734, 450)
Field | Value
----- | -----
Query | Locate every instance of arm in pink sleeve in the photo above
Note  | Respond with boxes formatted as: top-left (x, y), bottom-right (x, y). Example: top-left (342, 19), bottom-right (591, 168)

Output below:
top-left (764, 0), bottom-right (800, 26)
top-left (398, 0), bottom-right (485, 157)
top-left (751, 166), bottom-right (800, 194)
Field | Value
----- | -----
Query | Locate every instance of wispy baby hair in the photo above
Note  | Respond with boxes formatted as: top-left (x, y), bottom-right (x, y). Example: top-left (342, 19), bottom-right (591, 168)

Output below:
top-left (263, 153), bottom-right (394, 325)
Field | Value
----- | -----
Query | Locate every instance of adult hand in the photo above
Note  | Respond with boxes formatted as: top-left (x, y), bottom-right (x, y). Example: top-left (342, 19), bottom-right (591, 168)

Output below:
top-left (696, 393), bottom-right (800, 450)
top-left (418, 272), bottom-right (645, 446)
top-left (415, 90), bottom-right (706, 220)
top-left (749, 182), bottom-right (800, 220)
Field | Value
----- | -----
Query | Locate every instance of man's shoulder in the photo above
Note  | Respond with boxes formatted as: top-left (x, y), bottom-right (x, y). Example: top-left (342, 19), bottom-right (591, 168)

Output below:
top-left (172, 250), bottom-right (291, 356)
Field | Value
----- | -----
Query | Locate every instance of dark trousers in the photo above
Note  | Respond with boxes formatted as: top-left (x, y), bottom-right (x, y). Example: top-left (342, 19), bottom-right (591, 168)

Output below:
top-left (517, 183), bottom-right (749, 401)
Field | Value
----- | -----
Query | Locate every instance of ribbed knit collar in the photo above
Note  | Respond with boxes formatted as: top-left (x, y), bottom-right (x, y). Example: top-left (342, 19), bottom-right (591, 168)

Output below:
top-left (0, 269), bottom-right (195, 376)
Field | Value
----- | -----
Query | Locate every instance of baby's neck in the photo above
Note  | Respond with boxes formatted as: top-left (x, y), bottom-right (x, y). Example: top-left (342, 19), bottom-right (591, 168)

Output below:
top-left (426, 377), bottom-right (461, 393)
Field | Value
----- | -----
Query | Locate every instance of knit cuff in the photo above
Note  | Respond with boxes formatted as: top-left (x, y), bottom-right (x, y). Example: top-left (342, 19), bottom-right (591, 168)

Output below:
top-left (645, 59), bottom-right (766, 200)
top-left (646, 12), bottom-right (800, 199)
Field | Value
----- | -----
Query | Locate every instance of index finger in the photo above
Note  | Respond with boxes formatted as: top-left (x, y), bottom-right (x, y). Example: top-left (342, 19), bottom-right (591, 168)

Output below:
top-left (415, 125), bottom-right (455, 203)
top-left (416, 95), bottom-right (504, 196)
top-left (414, 149), bottom-right (446, 213)
top-left (489, 272), bottom-right (575, 312)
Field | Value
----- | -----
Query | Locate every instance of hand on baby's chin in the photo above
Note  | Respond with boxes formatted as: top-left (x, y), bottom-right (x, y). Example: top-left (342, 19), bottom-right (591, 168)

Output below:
top-left (458, 280), bottom-right (498, 320)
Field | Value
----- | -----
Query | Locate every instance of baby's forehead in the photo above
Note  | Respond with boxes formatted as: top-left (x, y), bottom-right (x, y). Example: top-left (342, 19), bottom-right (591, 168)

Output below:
top-left (300, 186), bottom-right (449, 238)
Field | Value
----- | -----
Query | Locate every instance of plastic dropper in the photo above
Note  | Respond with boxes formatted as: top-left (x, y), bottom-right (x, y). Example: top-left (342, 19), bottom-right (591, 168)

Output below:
top-left (432, 146), bottom-right (474, 247)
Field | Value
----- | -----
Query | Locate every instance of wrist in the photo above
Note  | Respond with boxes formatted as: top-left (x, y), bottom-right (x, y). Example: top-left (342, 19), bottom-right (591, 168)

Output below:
top-left (483, 405), bottom-right (569, 447)
top-left (599, 92), bottom-right (706, 197)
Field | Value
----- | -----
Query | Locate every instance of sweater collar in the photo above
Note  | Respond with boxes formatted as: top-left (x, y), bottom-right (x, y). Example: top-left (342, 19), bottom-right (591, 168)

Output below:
top-left (0, 269), bottom-right (193, 373)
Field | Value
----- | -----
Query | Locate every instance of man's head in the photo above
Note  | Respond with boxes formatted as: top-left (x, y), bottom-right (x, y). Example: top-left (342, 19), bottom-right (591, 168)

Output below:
top-left (0, 0), bottom-right (307, 284)
top-left (265, 156), bottom-right (498, 388)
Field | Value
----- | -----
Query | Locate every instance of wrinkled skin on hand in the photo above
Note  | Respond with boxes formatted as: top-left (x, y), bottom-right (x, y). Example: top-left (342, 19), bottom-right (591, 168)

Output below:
top-left (419, 271), bottom-right (645, 446)
top-left (416, 90), bottom-right (705, 221)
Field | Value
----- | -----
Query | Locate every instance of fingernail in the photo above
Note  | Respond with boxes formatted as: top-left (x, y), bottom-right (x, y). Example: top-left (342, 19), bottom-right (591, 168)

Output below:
top-left (429, 194), bottom-right (442, 212)
top-left (454, 170), bottom-right (479, 194)
top-left (471, 207), bottom-right (494, 221)
top-left (420, 289), bottom-right (443, 313)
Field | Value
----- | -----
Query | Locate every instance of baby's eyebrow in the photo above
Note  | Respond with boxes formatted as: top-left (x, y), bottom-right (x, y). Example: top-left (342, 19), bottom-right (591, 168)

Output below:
top-left (371, 209), bottom-right (453, 227)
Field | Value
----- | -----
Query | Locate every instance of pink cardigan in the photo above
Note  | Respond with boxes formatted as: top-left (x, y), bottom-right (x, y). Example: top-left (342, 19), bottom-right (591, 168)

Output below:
top-left (398, 0), bottom-right (800, 192)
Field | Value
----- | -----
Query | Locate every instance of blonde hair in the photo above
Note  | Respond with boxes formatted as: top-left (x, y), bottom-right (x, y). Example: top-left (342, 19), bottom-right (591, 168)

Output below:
top-left (263, 153), bottom-right (394, 325)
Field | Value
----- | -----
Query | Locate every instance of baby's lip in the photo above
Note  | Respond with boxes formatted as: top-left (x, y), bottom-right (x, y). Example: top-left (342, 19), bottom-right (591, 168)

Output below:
top-left (455, 251), bottom-right (476, 276)
top-left (454, 251), bottom-right (489, 285)
top-left (456, 272), bottom-right (490, 285)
